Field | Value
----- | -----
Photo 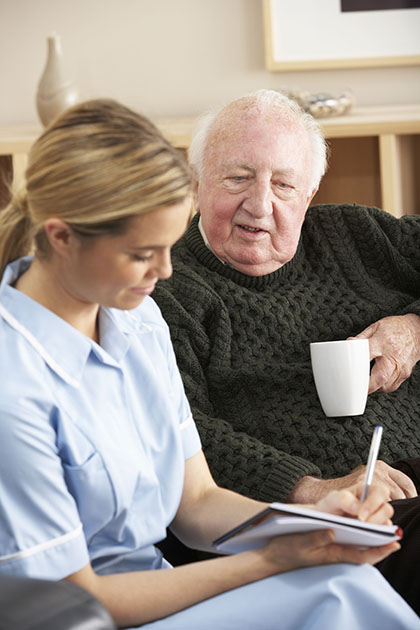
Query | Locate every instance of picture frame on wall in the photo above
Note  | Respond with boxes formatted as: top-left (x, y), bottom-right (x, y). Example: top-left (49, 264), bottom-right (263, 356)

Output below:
top-left (263, 0), bottom-right (420, 71)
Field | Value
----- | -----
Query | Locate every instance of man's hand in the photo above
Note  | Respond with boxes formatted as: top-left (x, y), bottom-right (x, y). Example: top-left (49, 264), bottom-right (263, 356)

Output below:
top-left (288, 461), bottom-right (417, 503)
top-left (351, 313), bottom-right (420, 393)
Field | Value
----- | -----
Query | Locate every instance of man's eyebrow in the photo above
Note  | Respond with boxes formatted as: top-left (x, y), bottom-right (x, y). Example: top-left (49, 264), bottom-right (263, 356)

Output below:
top-left (237, 163), bottom-right (254, 171)
top-left (223, 163), bottom-right (255, 173)
top-left (224, 164), bottom-right (297, 176)
top-left (272, 167), bottom-right (297, 179)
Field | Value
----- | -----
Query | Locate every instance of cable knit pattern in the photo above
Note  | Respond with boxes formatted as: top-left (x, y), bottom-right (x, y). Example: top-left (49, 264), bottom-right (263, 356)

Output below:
top-left (154, 204), bottom-right (420, 502)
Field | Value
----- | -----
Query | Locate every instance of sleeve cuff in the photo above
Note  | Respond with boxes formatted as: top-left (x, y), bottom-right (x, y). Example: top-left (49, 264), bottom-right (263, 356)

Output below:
top-left (180, 414), bottom-right (202, 460)
top-left (257, 458), bottom-right (322, 503)
top-left (0, 524), bottom-right (89, 580)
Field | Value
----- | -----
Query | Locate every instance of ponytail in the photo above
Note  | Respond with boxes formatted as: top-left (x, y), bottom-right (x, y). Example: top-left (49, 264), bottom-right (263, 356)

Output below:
top-left (0, 190), bottom-right (33, 277)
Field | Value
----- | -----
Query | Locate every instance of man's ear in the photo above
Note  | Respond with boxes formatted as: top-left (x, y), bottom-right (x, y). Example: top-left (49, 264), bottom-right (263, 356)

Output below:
top-left (191, 173), bottom-right (200, 215)
top-left (43, 219), bottom-right (75, 257)
top-left (306, 186), bottom-right (318, 207)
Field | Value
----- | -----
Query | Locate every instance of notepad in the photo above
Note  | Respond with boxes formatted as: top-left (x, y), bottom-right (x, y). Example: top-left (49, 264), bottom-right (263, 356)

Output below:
top-left (213, 502), bottom-right (402, 554)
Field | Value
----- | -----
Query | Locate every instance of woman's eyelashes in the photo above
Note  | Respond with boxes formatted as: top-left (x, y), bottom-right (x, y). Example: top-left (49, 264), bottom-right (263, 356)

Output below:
top-left (131, 253), bottom-right (153, 262)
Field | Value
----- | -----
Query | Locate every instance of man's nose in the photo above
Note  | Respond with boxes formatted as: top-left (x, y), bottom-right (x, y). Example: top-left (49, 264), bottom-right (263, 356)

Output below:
top-left (241, 181), bottom-right (273, 218)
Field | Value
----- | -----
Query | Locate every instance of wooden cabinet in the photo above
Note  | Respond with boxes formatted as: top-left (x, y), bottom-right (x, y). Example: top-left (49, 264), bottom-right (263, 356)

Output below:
top-left (1, 104), bottom-right (420, 216)
top-left (313, 104), bottom-right (420, 217)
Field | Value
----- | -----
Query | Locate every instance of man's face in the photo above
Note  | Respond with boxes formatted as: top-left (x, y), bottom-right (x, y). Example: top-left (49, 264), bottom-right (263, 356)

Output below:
top-left (195, 108), bottom-right (316, 276)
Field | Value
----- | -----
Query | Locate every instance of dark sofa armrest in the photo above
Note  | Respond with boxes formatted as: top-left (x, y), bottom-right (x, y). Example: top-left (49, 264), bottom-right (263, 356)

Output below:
top-left (0, 575), bottom-right (116, 630)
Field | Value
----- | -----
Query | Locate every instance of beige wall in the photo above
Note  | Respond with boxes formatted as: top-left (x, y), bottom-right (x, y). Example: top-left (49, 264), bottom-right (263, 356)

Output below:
top-left (1, 0), bottom-right (420, 125)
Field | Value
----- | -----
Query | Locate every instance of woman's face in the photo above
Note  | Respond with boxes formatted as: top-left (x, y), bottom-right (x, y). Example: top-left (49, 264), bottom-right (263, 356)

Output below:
top-left (63, 199), bottom-right (191, 311)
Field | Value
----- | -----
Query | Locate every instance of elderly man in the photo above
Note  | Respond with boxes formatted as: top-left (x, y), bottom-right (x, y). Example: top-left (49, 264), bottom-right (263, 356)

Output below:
top-left (154, 89), bottom-right (420, 611)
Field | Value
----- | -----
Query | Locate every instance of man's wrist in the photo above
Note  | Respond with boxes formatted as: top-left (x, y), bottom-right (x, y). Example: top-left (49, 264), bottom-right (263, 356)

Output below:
top-left (287, 475), bottom-right (323, 503)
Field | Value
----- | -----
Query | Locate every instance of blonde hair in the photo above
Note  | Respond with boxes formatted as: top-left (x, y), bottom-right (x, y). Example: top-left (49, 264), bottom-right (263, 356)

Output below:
top-left (189, 89), bottom-right (328, 192)
top-left (0, 99), bottom-right (191, 276)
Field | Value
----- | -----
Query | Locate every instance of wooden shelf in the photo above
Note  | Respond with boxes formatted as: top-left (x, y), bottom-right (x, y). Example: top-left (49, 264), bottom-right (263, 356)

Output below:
top-left (1, 104), bottom-right (420, 216)
top-left (319, 104), bottom-right (420, 138)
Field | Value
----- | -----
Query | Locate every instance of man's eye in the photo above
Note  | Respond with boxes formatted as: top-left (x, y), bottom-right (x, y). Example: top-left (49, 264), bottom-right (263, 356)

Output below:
top-left (229, 176), bottom-right (248, 183)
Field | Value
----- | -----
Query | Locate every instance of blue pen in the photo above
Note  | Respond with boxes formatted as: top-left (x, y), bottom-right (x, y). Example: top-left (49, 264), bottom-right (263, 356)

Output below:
top-left (361, 425), bottom-right (383, 503)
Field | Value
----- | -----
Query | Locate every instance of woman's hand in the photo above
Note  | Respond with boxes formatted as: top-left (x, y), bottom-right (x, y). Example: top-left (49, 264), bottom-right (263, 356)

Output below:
top-left (257, 482), bottom-right (399, 575)
top-left (260, 527), bottom-right (400, 574)
top-left (314, 481), bottom-right (394, 525)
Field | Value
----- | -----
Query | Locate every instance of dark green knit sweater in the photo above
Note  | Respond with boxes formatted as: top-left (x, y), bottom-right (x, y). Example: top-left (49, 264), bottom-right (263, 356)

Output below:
top-left (154, 204), bottom-right (420, 503)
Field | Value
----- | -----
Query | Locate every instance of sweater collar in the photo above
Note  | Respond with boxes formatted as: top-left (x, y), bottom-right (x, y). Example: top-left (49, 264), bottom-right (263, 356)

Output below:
top-left (186, 214), bottom-right (303, 289)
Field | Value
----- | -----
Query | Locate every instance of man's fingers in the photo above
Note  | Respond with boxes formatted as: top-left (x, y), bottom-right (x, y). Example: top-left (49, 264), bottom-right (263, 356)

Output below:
top-left (360, 315), bottom-right (420, 393)
top-left (389, 469), bottom-right (418, 499)
top-left (388, 485), bottom-right (410, 501)
top-left (351, 323), bottom-right (377, 343)
top-left (375, 477), bottom-right (414, 501)
top-left (370, 462), bottom-right (417, 500)
top-left (368, 356), bottom-right (395, 393)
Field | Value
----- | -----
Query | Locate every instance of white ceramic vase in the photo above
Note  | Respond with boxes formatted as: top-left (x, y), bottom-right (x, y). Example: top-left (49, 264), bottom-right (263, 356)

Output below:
top-left (36, 34), bottom-right (78, 127)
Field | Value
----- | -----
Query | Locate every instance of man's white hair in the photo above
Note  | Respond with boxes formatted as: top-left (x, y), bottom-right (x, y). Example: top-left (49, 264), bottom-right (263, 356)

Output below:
top-left (189, 89), bottom-right (328, 192)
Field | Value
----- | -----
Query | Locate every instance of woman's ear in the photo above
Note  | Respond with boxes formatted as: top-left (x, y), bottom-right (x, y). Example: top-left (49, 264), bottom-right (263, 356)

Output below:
top-left (43, 219), bottom-right (75, 257)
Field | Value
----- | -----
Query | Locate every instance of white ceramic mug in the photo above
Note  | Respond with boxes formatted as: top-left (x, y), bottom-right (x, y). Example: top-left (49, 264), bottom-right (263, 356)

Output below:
top-left (310, 339), bottom-right (370, 417)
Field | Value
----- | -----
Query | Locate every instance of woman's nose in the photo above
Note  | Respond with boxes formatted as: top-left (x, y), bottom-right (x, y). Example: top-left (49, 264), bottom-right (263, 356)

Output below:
top-left (156, 249), bottom-right (173, 280)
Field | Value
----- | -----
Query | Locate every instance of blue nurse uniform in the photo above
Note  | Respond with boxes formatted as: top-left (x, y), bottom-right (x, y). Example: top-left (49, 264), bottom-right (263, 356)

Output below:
top-left (0, 257), bottom-right (418, 630)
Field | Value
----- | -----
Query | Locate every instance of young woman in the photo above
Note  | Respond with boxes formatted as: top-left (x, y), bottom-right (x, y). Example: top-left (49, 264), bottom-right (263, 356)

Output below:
top-left (0, 99), bottom-right (418, 630)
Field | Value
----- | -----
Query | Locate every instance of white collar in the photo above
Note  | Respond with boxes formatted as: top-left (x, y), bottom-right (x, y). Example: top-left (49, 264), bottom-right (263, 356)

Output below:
top-left (197, 217), bottom-right (226, 265)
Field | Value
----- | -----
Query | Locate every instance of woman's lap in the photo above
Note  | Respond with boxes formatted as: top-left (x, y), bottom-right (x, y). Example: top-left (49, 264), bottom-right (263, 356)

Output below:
top-left (135, 563), bottom-right (419, 630)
